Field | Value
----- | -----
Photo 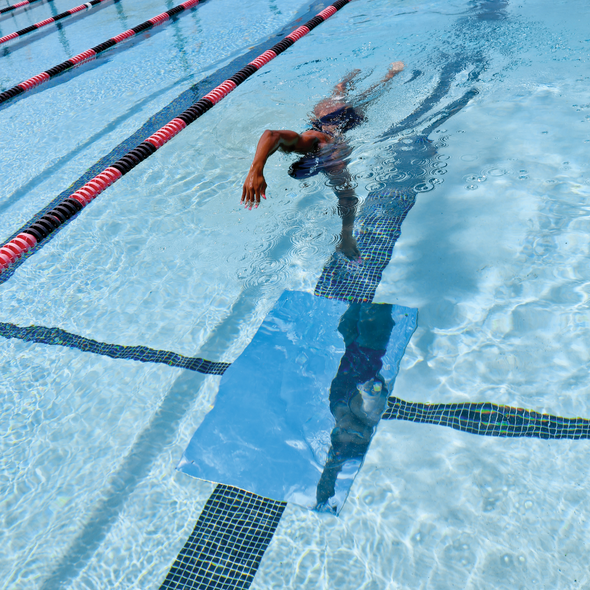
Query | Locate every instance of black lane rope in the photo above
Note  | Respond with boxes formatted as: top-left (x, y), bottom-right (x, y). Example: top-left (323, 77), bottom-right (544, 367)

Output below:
top-left (0, 0), bottom-right (112, 45)
top-left (0, 0), bottom-right (200, 104)
top-left (0, 0), bottom-right (49, 16)
top-left (0, 0), bottom-right (351, 278)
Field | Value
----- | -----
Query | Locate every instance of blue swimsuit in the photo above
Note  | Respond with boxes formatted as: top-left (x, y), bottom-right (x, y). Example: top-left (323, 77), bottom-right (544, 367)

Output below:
top-left (309, 105), bottom-right (364, 134)
top-left (288, 106), bottom-right (364, 180)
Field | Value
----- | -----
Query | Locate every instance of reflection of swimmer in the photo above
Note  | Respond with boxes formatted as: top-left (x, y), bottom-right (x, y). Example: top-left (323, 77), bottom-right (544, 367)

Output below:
top-left (315, 302), bottom-right (395, 513)
top-left (241, 63), bottom-right (405, 260)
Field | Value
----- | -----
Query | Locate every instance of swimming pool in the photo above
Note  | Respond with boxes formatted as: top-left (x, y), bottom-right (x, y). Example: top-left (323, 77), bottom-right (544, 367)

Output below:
top-left (2, 0), bottom-right (590, 587)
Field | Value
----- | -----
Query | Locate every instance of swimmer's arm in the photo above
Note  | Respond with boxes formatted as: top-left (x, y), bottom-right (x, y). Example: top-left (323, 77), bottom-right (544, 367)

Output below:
top-left (242, 130), bottom-right (330, 208)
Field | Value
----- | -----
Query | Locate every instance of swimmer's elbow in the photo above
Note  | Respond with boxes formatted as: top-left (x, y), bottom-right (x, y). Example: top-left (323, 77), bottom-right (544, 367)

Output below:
top-left (263, 129), bottom-right (300, 152)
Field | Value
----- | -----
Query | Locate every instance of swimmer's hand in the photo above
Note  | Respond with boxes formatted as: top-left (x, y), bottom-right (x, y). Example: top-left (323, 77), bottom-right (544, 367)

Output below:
top-left (337, 234), bottom-right (361, 261)
top-left (385, 61), bottom-right (404, 79)
top-left (242, 167), bottom-right (267, 209)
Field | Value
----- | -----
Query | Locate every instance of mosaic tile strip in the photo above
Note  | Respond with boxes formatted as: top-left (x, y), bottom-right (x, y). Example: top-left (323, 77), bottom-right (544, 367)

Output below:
top-left (160, 484), bottom-right (286, 590)
top-left (0, 321), bottom-right (229, 375)
top-left (383, 397), bottom-right (590, 439)
top-left (315, 188), bottom-right (416, 302)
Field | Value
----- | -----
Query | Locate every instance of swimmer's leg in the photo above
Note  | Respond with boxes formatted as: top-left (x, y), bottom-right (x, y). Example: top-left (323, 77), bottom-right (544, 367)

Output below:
top-left (354, 61), bottom-right (405, 105)
top-left (313, 70), bottom-right (363, 119)
top-left (324, 158), bottom-right (361, 260)
top-left (333, 69), bottom-right (362, 96)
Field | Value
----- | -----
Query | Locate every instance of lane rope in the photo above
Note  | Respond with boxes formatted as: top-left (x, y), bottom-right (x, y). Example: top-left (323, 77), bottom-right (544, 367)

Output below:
top-left (0, 0), bottom-right (200, 104)
top-left (0, 0), bottom-right (50, 16)
top-left (0, 0), bottom-right (112, 45)
top-left (0, 0), bottom-right (350, 276)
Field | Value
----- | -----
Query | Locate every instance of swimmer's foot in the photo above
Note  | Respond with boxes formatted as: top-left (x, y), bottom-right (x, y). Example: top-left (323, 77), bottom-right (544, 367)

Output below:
top-left (336, 235), bottom-right (361, 262)
top-left (385, 61), bottom-right (405, 79)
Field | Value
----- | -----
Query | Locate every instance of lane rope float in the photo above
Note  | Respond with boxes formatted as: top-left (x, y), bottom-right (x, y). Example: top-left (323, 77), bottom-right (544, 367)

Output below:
top-left (0, 0), bottom-right (50, 16)
top-left (0, 0), bottom-right (112, 46)
top-left (0, 0), bottom-right (200, 104)
top-left (0, 0), bottom-right (351, 276)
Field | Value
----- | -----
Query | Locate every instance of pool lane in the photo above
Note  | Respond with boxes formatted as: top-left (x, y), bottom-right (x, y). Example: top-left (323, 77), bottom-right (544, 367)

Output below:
top-left (0, 0), bottom-right (347, 284)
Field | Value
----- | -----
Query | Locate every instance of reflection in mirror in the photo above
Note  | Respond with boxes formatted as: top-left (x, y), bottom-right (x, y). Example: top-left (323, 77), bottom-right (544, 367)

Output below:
top-left (316, 303), bottom-right (395, 512)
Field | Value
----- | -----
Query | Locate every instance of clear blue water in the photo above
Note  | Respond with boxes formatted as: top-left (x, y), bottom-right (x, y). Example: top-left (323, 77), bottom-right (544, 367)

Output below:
top-left (1, 0), bottom-right (590, 587)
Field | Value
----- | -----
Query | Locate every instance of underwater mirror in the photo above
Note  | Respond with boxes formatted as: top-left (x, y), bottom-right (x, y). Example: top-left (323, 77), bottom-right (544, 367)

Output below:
top-left (178, 291), bottom-right (417, 514)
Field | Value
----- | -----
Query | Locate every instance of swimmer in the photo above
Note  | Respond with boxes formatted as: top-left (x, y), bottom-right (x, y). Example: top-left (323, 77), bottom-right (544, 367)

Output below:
top-left (241, 62), bottom-right (404, 260)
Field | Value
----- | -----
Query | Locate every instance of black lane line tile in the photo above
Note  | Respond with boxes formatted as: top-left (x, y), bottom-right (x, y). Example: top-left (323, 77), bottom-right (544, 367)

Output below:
top-left (159, 485), bottom-right (286, 590)
top-left (383, 397), bottom-right (590, 440)
top-left (0, 321), bottom-right (229, 375)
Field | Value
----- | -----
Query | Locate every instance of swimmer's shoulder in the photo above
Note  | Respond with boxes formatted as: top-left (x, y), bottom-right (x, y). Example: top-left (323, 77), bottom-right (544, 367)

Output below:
top-left (298, 130), bottom-right (335, 150)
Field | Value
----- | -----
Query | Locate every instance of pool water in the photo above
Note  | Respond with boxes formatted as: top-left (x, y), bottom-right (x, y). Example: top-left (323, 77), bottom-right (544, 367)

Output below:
top-left (1, 0), bottom-right (590, 588)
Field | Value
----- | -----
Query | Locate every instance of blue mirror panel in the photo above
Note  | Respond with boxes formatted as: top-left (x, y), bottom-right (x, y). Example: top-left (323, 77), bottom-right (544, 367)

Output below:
top-left (178, 291), bottom-right (417, 514)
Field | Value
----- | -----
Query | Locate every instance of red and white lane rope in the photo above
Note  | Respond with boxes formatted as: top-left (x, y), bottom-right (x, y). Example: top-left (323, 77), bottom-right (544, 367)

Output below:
top-left (0, 0), bottom-right (48, 16)
top-left (0, 0), bottom-right (351, 275)
top-left (0, 0), bottom-right (200, 104)
top-left (0, 0), bottom-right (112, 45)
